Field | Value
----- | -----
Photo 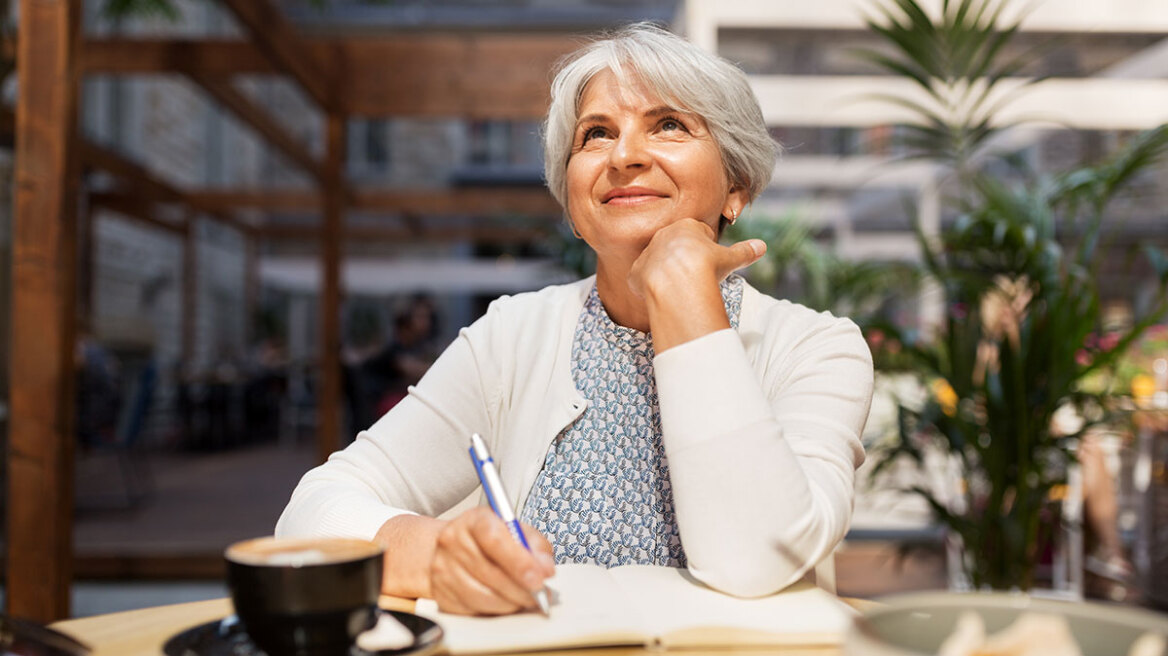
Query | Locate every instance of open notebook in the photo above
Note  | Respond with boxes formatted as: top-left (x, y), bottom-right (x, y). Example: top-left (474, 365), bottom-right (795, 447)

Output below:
top-left (414, 564), bottom-right (856, 654)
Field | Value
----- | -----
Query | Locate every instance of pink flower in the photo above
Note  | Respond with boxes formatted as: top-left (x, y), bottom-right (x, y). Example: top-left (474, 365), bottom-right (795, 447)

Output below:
top-left (1099, 333), bottom-right (1120, 351)
top-left (1075, 349), bottom-right (1091, 366)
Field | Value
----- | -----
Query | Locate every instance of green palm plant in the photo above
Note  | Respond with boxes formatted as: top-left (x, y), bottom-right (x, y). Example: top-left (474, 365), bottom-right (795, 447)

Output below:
top-left (853, 0), bottom-right (1045, 178)
top-left (858, 0), bottom-right (1168, 591)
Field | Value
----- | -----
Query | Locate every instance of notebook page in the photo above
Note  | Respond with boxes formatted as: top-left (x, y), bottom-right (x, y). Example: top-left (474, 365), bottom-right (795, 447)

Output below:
top-left (609, 565), bottom-right (856, 648)
top-left (414, 564), bottom-right (649, 654)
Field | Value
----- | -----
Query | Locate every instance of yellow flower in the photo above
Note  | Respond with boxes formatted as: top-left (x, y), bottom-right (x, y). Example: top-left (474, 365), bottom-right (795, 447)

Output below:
top-left (931, 378), bottom-right (958, 417)
top-left (1132, 373), bottom-right (1156, 404)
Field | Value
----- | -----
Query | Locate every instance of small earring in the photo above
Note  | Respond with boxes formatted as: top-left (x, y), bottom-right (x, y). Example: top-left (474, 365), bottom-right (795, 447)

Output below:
top-left (727, 208), bottom-right (738, 225)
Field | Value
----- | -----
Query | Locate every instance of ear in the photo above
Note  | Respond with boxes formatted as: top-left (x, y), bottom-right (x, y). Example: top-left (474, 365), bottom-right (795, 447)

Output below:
top-left (721, 185), bottom-right (750, 220)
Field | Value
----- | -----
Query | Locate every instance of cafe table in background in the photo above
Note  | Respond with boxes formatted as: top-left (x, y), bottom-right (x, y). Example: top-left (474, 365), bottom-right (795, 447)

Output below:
top-left (50, 594), bottom-right (876, 656)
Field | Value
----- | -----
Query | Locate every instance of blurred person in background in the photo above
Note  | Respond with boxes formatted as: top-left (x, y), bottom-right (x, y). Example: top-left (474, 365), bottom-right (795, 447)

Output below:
top-left (76, 330), bottom-right (122, 449)
top-left (363, 294), bottom-right (441, 417)
top-left (277, 24), bottom-right (873, 616)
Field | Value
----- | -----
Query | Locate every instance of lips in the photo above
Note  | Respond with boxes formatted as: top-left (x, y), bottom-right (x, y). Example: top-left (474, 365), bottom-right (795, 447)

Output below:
top-left (602, 186), bottom-right (667, 204)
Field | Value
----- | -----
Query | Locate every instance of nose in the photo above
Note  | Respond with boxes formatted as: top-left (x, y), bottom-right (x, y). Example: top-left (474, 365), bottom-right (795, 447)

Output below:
top-left (608, 130), bottom-right (650, 171)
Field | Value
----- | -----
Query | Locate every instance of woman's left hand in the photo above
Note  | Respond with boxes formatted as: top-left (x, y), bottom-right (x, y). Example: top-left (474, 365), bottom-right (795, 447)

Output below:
top-left (628, 219), bottom-right (766, 352)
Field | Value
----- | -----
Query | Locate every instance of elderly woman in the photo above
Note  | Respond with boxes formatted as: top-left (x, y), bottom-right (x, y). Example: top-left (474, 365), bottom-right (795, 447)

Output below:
top-left (276, 23), bottom-right (873, 616)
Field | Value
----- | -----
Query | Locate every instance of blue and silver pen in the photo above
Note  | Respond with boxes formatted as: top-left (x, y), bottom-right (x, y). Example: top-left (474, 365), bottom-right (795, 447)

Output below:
top-left (468, 432), bottom-right (551, 615)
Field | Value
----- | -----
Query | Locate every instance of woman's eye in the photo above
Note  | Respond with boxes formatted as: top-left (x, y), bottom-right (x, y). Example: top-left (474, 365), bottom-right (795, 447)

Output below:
top-left (582, 126), bottom-right (609, 142)
top-left (661, 118), bottom-right (683, 131)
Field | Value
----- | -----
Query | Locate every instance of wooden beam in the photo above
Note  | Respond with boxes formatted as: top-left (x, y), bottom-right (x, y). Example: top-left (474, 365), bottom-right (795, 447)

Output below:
top-left (317, 112), bottom-right (345, 463)
top-left (184, 69), bottom-right (325, 184)
top-left (79, 33), bottom-right (575, 117)
top-left (218, 0), bottom-right (335, 111)
top-left (184, 188), bottom-right (321, 211)
top-left (80, 142), bottom-right (181, 203)
top-left (343, 34), bottom-right (574, 118)
top-left (79, 141), bottom-right (255, 234)
top-left (184, 187), bottom-right (561, 215)
top-left (81, 39), bottom-right (276, 75)
top-left (89, 192), bottom-right (188, 234)
top-left (9, 0), bottom-right (81, 623)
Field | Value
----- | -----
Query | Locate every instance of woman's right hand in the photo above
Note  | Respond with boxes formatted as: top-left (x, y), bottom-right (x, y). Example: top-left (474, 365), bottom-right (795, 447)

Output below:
top-left (375, 507), bottom-right (555, 615)
top-left (429, 507), bottom-right (555, 615)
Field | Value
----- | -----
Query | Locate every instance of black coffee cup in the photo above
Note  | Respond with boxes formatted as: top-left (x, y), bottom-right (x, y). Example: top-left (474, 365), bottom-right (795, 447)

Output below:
top-left (225, 536), bottom-right (384, 656)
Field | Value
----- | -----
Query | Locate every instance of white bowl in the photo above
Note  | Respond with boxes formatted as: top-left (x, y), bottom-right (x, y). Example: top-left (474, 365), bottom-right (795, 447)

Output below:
top-left (845, 592), bottom-right (1168, 655)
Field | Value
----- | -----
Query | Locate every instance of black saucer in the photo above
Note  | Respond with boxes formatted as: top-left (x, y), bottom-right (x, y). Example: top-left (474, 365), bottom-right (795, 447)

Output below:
top-left (163, 610), bottom-right (443, 656)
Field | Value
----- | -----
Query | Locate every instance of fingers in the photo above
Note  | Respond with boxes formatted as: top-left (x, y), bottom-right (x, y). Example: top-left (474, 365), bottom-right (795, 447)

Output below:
top-left (522, 522), bottom-right (557, 577)
top-left (430, 507), bottom-right (553, 616)
top-left (716, 238), bottom-right (767, 280)
top-left (629, 220), bottom-right (767, 306)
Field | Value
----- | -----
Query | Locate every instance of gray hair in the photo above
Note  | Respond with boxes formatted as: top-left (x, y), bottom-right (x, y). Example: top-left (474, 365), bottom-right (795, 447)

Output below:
top-left (543, 23), bottom-right (778, 212)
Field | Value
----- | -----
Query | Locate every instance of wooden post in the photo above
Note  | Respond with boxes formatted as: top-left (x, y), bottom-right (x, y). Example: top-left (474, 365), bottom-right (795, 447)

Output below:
top-left (9, 0), bottom-right (82, 622)
top-left (317, 112), bottom-right (345, 463)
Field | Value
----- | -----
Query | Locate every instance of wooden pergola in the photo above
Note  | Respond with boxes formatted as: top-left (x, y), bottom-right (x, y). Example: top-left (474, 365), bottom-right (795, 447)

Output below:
top-left (12, 0), bottom-right (578, 622)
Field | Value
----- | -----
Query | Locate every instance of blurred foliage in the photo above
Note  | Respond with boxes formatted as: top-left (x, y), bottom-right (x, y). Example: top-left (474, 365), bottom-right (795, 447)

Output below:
top-left (724, 211), bottom-right (920, 330)
top-left (546, 222), bottom-right (597, 280)
top-left (859, 0), bottom-right (1168, 591)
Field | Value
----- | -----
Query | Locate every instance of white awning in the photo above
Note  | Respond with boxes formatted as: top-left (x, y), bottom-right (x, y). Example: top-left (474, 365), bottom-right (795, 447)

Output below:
top-left (260, 257), bottom-right (576, 296)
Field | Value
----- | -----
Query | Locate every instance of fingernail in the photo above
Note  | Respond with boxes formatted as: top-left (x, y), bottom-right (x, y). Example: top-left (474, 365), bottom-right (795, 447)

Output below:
top-left (537, 553), bottom-right (556, 574)
top-left (751, 239), bottom-right (767, 257)
top-left (523, 570), bottom-right (542, 590)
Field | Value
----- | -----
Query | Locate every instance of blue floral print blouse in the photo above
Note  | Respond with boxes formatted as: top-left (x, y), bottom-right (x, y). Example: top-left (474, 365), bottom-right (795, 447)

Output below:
top-left (520, 274), bottom-right (744, 567)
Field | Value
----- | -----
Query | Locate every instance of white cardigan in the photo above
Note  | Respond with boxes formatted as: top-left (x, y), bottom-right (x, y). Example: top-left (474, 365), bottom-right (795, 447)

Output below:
top-left (276, 276), bottom-right (873, 597)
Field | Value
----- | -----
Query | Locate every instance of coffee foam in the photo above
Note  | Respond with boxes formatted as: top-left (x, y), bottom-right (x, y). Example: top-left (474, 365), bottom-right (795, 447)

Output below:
top-left (226, 537), bottom-right (382, 567)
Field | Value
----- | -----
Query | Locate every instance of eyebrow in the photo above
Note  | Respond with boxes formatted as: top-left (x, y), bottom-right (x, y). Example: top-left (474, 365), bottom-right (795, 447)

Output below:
top-left (575, 106), bottom-right (684, 129)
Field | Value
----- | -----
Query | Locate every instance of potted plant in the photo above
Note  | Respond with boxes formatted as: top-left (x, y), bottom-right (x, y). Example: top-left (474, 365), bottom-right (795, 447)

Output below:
top-left (858, 0), bottom-right (1168, 591)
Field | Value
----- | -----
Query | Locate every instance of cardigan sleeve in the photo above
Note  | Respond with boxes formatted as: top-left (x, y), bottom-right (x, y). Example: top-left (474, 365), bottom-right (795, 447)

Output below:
top-left (653, 316), bottom-right (873, 597)
top-left (274, 321), bottom-right (498, 542)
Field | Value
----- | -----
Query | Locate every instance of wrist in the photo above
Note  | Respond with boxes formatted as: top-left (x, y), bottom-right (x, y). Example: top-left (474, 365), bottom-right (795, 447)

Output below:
top-left (375, 514), bottom-right (445, 598)
top-left (644, 275), bottom-right (730, 353)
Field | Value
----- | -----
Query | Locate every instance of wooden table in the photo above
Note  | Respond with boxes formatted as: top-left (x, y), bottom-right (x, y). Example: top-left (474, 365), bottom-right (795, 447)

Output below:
top-left (52, 595), bottom-right (872, 656)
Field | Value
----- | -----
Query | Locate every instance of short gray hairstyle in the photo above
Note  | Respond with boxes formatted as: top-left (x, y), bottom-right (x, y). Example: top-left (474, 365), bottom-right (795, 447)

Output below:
top-left (543, 23), bottom-right (778, 212)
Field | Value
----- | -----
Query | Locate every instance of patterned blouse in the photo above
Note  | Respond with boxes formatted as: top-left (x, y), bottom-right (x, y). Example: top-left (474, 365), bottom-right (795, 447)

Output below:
top-left (520, 275), bottom-right (744, 568)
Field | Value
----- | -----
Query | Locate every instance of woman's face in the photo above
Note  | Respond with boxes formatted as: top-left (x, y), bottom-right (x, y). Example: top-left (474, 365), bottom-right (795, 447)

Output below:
top-left (565, 69), bottom-right (745, 261)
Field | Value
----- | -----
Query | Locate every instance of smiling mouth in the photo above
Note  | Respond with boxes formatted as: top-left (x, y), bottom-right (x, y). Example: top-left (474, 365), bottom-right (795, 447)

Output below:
top-left (603, 189), bottom-right (666, 205)
top-left (604, 195), bottom-right (663, 206)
